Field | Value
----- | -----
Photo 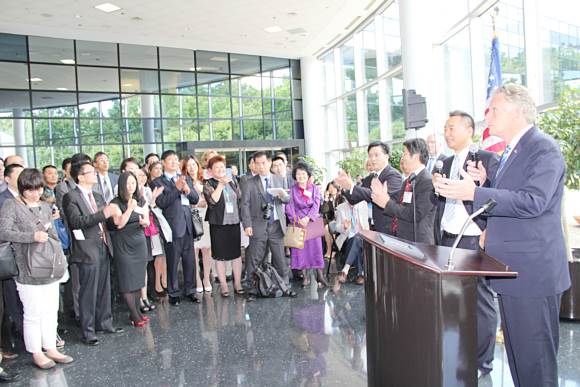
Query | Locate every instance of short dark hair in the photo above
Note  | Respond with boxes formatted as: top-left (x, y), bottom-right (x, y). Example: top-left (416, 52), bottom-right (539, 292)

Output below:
top-left (4, 163), bottom-right (23, 179)
top-left (117, 171), bottom-right (140, 203)
top-left (61, 157), bottom-right (72, 170)
top-left (120, 157), bottom-right (141, 172)
top-left (292, 161), bottom-right (312, 180)
top-left (448, 110), bottom-right (475, 137)
top-left (94, 151), bottom-right (107, 161)
top-left (207, 155), bottom-right (226, 170)
top-left (71, 160), bottom-right (93, 184)
top-left (367, 141), bottom-right (390, 156)
top-left (274, 151), bottom-right (288, 163)
top-left (145, 153), bottom-right (159, 164)
top-left (272, 156), bottom-right (285, 164)
top-left (253, 151), bottom-right (270, 161)
top-left (161, 150), bottom-right (177, 161)
top-left (403, 138), bottom-right (429, 165)
top-left (42, 165), bottom-right (57, 173)
top-left (17, 168), bottom-right (44, 196)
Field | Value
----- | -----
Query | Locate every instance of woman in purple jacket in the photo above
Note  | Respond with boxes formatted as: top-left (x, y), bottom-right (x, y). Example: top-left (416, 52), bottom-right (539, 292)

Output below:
top-left (286, 162), bottom-right (329, 288)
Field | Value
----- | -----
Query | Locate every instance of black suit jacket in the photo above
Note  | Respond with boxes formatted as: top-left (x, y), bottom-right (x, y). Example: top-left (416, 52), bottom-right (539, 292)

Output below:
top-left (383, 168), bottom-right (436, 243)
top-left (434, 149), bottom-right (499, 244)
top-left (0, 189), bottom-right (16, 210)
top-left (63, 187), bottom-right (112, 264)
top-left (150, 175), bottom-right (199, 239)
top-left (343, 165), bottom-right (403, 235)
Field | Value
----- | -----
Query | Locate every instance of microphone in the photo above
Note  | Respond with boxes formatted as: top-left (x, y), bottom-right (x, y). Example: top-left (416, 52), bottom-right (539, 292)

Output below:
top-left (433, 160), bottom-right (444, 175)
top-left (446, 198), bottom-right (497, 270)
top-left (468, 143), bottom-right (479, 164)
top-left (468, 144), bottom-right (480, 186)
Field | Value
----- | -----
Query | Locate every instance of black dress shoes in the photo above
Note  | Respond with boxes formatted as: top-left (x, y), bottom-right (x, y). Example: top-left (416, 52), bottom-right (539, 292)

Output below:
top-left (81, 338), bottom-right (100, 346)
top-left (104, 327), bottom-right (125, 334)
top-left (284, 290), bottom-right (297, 298)
top-left (0, 369), bottom-right (19, 383)
top-left (187, 294), bottom-right (201, 303)
top-left (168, 296), bottom-right (181, 306)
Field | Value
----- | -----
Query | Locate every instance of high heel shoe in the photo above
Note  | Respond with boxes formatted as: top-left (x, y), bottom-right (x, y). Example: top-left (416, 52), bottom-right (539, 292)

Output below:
top-left (316, 269), bottom-right (329, 288)
top-left (140, 315), bottom-right (150, 322)
top-left (143, 299), bottom-right (156, 311)
top-left (234, 288), bottom-right (245, 295)
top-left (139, 299), bottom-right (150, 313)
top-left (130, 320), bottom-right (147, 328)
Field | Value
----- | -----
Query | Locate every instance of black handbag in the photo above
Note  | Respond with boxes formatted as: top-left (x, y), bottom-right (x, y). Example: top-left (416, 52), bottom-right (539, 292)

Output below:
top-left (190, 208), bottom-right (204, 242)
top-left (0, 242), bottom-right (18, 280)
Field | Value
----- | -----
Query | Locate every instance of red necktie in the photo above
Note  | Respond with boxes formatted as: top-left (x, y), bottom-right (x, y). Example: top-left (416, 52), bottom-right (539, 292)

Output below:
top-left (391, 178), bottom-right (411, 235)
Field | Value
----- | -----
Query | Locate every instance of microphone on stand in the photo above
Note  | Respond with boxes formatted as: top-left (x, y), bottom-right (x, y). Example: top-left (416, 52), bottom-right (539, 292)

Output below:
top-left (446, 198), bottom-right (497, 270)
top-left (408, 173), bottom-right (417, 242)
top-left (468, 144), bottom-right (480, 186)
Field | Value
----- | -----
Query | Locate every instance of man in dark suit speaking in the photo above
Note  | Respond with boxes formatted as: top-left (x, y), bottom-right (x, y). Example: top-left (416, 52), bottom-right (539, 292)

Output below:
top-left (370, 138), bottom-right (436, 244)
top-left (334, 141), bottom-right (402, 235)
top-left (435, 84), bottom-right (570, 387)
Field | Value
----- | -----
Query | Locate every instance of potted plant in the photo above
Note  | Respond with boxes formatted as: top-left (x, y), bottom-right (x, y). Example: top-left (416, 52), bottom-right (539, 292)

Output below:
top-left (539, 87), bottom-right (580, 320)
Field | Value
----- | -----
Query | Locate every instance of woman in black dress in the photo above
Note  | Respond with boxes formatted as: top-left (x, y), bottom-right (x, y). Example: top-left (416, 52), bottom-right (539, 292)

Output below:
top-left (107, 172), bottom-right (150, 327)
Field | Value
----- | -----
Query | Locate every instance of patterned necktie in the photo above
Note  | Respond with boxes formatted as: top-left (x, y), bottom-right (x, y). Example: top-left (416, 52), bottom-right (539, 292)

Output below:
top-left (102, 177), bottom-right (112, 202)
top-left (264, 177), bottom-right (274, 223)
top-left (391, 178), bottom-right (411, 235)
top-left (495, 145), bottom-right (512, 177)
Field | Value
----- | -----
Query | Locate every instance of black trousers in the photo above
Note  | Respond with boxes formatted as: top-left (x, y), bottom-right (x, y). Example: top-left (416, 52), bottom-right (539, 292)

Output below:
top-left (441, 233), bottom-right (497, 373)
top-left (164, 231), bottom-right (196, 298)
top-left (499, 293), bottom-right (562, 387)
top-left (77, 243), bottom-right (113, 341)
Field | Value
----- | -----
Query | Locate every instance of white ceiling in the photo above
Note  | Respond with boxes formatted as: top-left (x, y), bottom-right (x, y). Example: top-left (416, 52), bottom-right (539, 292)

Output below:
top-left (0, 0), bottom-right (384, 58)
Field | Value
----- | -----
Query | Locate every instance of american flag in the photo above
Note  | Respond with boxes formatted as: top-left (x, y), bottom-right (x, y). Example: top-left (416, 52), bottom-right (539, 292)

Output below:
top-left (481, 35), bottom-right (506, 152)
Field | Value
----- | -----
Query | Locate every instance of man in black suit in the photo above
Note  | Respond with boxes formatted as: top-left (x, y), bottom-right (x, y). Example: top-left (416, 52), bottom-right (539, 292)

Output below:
top-left (63, 156), bottom-right (123, 345)
top-left (150, 150), bottom-right (200, 305)
top-left (0, 164), bottom-right (24, 360)
top-left (334, 141), bottom-right (403, 235)
top-left (433, 110), bottom-right (499, 378)
top-left (370, 138), bottom-right (436, 244)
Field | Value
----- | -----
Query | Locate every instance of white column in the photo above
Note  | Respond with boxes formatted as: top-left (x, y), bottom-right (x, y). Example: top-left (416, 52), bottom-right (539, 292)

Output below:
top-left (470, 17), bottom-right (487, 123)
top-left (13, 109), bottom-right (27, 162)
top-left (300, 56), bottom-right (326, 169)
top-left (140, 95), bottom-right (157, 155)
top-left (522, 0), bottom-right (543, 104)
top-left (399, 0), bottom-right (433, 138)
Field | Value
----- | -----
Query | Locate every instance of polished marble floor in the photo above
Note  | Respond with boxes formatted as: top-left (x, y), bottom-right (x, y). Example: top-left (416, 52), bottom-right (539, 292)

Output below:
top-left (2, 280), bottom-right (580, 386)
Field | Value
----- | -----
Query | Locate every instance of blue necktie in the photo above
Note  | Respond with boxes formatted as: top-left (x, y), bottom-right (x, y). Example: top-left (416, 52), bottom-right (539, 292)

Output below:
top-left (495, 145), bottom-right (512, 177)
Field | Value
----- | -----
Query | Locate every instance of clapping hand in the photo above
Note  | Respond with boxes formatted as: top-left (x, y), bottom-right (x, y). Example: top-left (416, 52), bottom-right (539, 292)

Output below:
top-left (334, 170), bottom-right (354, 191)
top-left (434, 169), bottom-right (476, 201)
top-left (370, 177), bottom-right (389, 208)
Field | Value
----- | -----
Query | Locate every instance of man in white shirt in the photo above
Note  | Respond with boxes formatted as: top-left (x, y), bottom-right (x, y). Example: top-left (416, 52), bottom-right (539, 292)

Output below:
top-left (93, 152), bottom-right (118, 203)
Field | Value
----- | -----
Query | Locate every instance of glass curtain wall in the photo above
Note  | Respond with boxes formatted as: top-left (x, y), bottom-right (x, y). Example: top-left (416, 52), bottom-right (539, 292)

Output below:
top-left (0, 33), bottom-right (303, 169)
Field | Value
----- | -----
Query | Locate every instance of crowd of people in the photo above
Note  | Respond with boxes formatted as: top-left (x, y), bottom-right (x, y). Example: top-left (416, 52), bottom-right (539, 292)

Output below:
top-left (0, 84), bottom-right (569, 387)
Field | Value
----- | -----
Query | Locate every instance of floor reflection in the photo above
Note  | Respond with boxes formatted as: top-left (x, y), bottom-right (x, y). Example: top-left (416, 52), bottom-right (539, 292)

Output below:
top-left (4, 284), bottom-right (580, 386)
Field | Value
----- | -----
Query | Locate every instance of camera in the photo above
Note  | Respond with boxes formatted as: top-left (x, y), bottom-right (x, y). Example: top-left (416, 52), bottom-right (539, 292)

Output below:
top-left (262, 203), bottom-right (274, 220)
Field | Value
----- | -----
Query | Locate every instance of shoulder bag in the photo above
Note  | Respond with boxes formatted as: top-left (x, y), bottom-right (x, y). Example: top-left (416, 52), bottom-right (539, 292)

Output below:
top-left (0, 242), bottom-right (18, 280)
top-left (283, 204), bottom-right (306, 249)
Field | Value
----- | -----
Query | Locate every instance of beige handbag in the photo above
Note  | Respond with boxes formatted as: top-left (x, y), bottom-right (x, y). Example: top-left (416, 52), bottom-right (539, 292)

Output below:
top-left (283, 205), bottom-right (306, 249)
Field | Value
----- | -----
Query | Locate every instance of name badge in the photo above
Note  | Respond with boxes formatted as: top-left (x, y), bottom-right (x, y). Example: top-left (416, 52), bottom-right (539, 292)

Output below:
top-left (225, 202), bottom-right (234, 214)
top-left (303, 190), bottom-right (312, 198)
top-left (72, 229), bottom-right (85, 241)
top-left (403, 191), bottom-right (413, 204)
top-left (134, 206), bottom-right (144, 215)
top-left (181, 194), bottom-right (190, 206)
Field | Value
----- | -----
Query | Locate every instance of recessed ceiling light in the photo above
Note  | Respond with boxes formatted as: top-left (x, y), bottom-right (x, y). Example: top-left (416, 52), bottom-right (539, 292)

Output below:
top-left (94, 3), bottom-right (121, 13)
top-left (122, 83), bottom-right (133, 87)
top-left (209, 56), bottom-right (228, 62)
top-left (189, 67), bottom-right (196, 71)
top-left (27, 77), bottom-right (43, 82)
top-left (56, 87), bottom-right (68, 91)
top-left (264, 26), bottom-right (283, 33)
top-left (60, 59), bottom-right (75, 65)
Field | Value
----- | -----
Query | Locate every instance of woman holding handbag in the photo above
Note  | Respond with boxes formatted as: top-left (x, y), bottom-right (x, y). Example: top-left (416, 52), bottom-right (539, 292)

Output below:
top-left (182, 156), bottom-right (213, 293)
top-left (0, 168), bottom-right (72, 369)
top-left (286, 162), bottom-right (328, 288)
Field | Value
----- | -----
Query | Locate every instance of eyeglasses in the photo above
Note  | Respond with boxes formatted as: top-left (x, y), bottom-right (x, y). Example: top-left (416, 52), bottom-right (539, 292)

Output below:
top-left (80, 169), bottom-right (97, 176)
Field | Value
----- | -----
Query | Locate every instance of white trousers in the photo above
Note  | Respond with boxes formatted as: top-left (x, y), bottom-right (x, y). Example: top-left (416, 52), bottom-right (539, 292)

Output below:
top-left (16, 281), bottom-right (60, 353)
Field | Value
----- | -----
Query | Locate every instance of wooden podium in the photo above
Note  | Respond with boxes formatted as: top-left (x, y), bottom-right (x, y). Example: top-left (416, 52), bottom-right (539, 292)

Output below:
top-left (360, 230), bottom-right (517, 387)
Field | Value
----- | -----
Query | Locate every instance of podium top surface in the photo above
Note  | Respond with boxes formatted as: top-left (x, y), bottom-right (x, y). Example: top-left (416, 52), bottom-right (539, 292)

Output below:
top-left (360, 230), bottom-right (517, 277)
